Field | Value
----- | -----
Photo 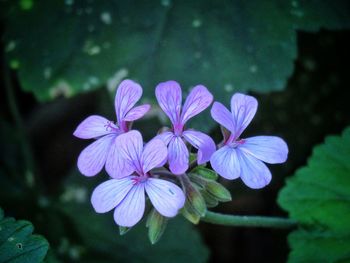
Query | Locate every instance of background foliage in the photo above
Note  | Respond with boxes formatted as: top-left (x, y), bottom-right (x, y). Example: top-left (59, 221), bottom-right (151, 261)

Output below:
top-left (0, 0), bottom-right (350, 262)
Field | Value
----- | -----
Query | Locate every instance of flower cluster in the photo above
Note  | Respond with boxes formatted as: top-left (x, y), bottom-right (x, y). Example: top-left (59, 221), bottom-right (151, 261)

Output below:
top-left (74, 79), bottom-right (288, 237)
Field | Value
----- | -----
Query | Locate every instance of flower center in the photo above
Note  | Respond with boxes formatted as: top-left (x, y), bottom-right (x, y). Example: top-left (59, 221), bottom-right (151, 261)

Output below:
top-left (132, 174), bottom-right (148, 185)
top-left (173, 123), bottom-right (183, 136)
top-left (104, 121), bottom-right (119, 132)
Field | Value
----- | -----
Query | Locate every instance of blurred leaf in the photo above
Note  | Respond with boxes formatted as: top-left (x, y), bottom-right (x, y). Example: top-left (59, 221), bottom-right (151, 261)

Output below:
top-left (3, 1), bottom-right (350, 130)
top-left (59, 172), bottom-right (209, 263)
top-left (0, 207), bottom-right (49, 263)
top-left (278, 127), bottom-right (350, 263)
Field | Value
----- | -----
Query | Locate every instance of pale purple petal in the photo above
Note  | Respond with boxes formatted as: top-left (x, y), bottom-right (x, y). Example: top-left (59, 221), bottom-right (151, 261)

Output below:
top-left (180, 85), bottom-right (213, 124)
top-left (91, 177), bottom-right (135, 213)
top-left (115, 79), bottom-right (143, 123)
top-left (73, 115), bottom-right (118, 139)
top-left (142, 139), bottom-right (168, 173)
top-left (105, 136), bottom-right (135, 179)
top-left (239, 136), bottom-right (288, 164)
top-left (230, 93), bottom-right (258, 138)
top-left (145, 178), bottom-right (185, 217)
top-left (168, 137), bottom-right (189, 175)
top-left (113, 183), bottom-right (145, 227)
top-left (117, 130), bottom-right (143, 163)
top-left (183, 130), bottom-right (216, 164)
top-left (77, 134), bottom-right (116, 177)
top-left (155, 80), bottom-right (182, 125)
top-left (123, 104), bottom-right (151, 122)
top-left (155, 131), bottom-right (175, 146)
top-left (211, 102), bottom-right (236, 133)
top-left (210, 145), bottom-right (240, 180)
top-left (238, 150), bottom-right (272, 189)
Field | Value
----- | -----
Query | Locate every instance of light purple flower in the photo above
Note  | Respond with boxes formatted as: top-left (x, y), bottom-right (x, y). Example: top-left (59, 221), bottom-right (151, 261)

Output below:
top-left (73, 79), bottom-right (150, 177)
top-left (91, 130), bottom-right (186, 227)
top-left (210, 93), bottom-right (288, 189)
top-left (155, 81), bottom-right (216, 175)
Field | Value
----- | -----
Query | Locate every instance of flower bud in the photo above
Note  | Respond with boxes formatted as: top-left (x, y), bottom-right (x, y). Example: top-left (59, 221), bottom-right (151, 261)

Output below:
top-left (190, 166), bottom-right (218, 180)
top-left (119, 226), bottom-right (130, 236)
top-left (200, 189), bottom-right (219, 208)
top-left (146, 209), bottom-right (168, 244)
top-left (205, 181), bottom-right (232, 202)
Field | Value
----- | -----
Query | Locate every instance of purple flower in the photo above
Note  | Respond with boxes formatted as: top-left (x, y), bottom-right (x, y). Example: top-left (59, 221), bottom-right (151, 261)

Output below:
top-left (210, 93), bottom-right (288, 189)
top-left (91, 130), bottom-right (186, 227)
top-left (73, 79), bottom-right (150, 177)
top-left (155, 81), bottom-right (216, 175)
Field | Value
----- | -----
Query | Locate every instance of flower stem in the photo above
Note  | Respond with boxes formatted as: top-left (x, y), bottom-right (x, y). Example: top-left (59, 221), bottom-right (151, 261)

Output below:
top-left (202, 211), bottom-right (297, 229)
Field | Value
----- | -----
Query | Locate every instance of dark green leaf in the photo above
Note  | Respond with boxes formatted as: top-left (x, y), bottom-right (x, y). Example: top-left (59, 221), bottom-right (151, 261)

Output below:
top-left (0, 207), bottom-right (49, 263)
top-left (3, 1), bottom-right (350, 130)
top-left (278, 127), bottom-right (350, 263)
top-left (60, 172), bottom-right (209, 263)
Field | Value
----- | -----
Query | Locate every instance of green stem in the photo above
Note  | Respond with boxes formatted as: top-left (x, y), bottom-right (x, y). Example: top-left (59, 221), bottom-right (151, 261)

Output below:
top-left (202, 211), bottom-right (297, 229)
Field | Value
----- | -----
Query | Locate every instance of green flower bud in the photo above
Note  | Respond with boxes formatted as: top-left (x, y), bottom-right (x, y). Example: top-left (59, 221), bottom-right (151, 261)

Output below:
top-left (146, 209), bottom-right (168, 244)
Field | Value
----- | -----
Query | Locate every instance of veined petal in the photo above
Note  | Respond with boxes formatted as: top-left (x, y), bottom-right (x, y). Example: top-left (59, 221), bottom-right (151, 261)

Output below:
top-left (238, 150), bottom-right (272, 189)
top-left (183, 130), bottom-right (216, 164)
top-left (210, 145), bottom-right (240, 180)
top-left (115, 79), bottom-right (143, 123)
top-left (155, 80), bottom-right (182, 125)
top-left (155, 131), bottom-right (174, 146)
top-left (145, 178), bottom-right (185, 217)
top-left (77, 134), bottom-right (116, 177)
top-left (211, 102), bottom-right (236, 133)
top-left (113, 183), bottom-right (145, 227)
top-left (123, 104), bottom-right (151, 122)
top-left (73, 115), bottom-right (118, 139)
top-left (168, 137), bottom-right (189, 175)
top-left (116, 130), bottom-right (143, 166)
top-left (142, 139), bottom-right (168, 173)
top-left (91, 177), bottom-right (135, 213)
top-left (180, 85), bottom-right (213, 124)
top-left (105, 136), bottom-right (135, 179)
top-left (239, 136), bottom-right (288, 164)
top-left (230, 93), bottom-right (258, 138)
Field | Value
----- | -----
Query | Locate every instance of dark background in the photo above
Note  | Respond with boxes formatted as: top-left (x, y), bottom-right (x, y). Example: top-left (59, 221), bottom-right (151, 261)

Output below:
top-left (1, 12), bottom-right (349, 262)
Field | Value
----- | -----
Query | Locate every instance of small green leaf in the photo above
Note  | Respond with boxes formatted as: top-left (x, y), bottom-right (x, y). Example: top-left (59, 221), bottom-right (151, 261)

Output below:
top-left (146, 209), bottom-right (168, 244)
top-left (0, 207), bottom-right (49, 263)
top-left (190, 167), bottom-right (218, 181)
top-left (278, 127), bottom-right (350, 263)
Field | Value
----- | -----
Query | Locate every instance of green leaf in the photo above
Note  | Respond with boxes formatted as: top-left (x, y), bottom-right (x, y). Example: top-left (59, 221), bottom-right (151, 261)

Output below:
top-left (278, 127), bottom-right (350, 263)
top-left (0, 207), bottom-right (49, 263)
top-left (3, 1), bottom-right (350, 130)
top-left (60, 172), bottom-right (209, 263)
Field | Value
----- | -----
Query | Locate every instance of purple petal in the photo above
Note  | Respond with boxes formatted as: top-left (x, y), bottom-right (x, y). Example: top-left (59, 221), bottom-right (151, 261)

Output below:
top-left (115, 79), bottom-right (143, 123)
top-left (73, 115), bottom-right (118, 139)
top-left (155, 80), bottom-right (182, 125)
top-left (145, 178), bottom-right (185, 217)
top-left (142, 139), bottom-right (168, 173)
top-left (168, 136), bottom-right (189, 175)
top-left (155, 131), bottom-right (175, 146)
top-left (105, 136), bottom-right (135, 179)
top-left (180, 85), bottom-right (213, 124)
top-left (183, 130), bottom-right (216, 164)
top-left (113, 183), bottom-right (145, 227)
top-left (91, 177), bottom-right (134, 213)
top-left (211, 102), bottom-right (236, 133)
top-left (210, 145), bottom-right (240, 180)
top-left (230, 93), bottom-right (258, 138)
top-left (238, 150), bottom-right (272, 189)
top-left (239, 136), bottom-right (288, 164)
top-left (117, 130), bottom-right (143, 163)
top-left (77, 134), bottom-right (116, 177)
top-left (123, 104), bottom-right (151, 122)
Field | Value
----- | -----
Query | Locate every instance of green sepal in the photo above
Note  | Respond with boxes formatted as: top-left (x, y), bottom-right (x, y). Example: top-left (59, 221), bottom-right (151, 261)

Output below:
top-left (206, 181), bottom-right (232, 202)
top-left (200, 189), bottom-right (219, 208)
top-left (146, 209), bottom-right (168, 245)
top-left (190, 167), bottom-right (218, 181)
top-left (119, 226), bottom-right (130, 236)
top-left (181, 202), bottom-right (201, 225)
